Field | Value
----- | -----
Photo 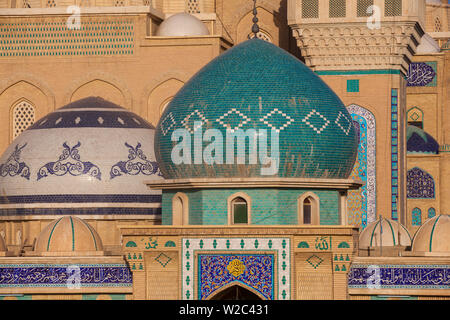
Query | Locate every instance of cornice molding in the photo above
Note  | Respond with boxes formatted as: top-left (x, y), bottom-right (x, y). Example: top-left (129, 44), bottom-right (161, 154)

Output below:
top-left (145, 177), bottom-right (363, 190)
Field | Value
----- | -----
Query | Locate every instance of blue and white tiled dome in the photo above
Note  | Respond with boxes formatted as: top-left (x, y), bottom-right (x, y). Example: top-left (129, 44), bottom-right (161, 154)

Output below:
top-left (0, 97), bottom-right (163, 218)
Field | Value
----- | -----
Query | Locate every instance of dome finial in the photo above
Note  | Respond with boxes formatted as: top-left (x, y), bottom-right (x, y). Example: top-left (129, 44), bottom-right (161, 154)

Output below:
top-left (251, 0), bottom-right (260, 36)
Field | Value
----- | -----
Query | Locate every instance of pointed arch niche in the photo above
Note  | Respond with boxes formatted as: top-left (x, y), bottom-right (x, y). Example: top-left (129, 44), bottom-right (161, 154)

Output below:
top-left (346, 104), bottom-right (376, 229)
top-left (407, 107), bottom-right (424, 129)
top-left (172, 192), bottom-right (189, 225)
top-left (297, 192), bottom-right (320, 225)
top-left (206, 282), bottom-right (266, 300)
top-left (227, 192), bottom-right (251, 225)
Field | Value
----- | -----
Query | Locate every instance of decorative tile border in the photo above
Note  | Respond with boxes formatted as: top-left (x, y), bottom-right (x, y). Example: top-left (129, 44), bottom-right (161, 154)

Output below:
top-left (0, 19), bottom-right (134, 57)
top-left (181, 237), bottom-right (290, 300)
top-left (347, 104), bottom-right (376, 228)
top-left (0, 264), bottom-right (132, 288)
top-left (348, 264), bottom-right (450, 289)
top-left (391, 89), bottom-right (399, 221)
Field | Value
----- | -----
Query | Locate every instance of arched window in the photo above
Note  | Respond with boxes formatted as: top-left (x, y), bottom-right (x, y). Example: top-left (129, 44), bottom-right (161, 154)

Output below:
top-left (298, 193), bottom-right (320, 225)
top-left (412, 208), bottom-right (422, 226)
top-left (303, 198), bottom-right (312, 224)
top-left (407, 167), bottom-right (435, 199)
top-left (228, 193), bottom-right (251, 225)
top-left (407, 107), bottom-right (423, 129)
top-left (172, 193), bottom-right (189, 225)
top-left (435, 17), bottom-right (442, 32)
top-left (12, 100), bottom-right (35, 140)
top-left (232, 197), bottom-right (248, 224)
top-left (428, 207), bottom-right (436, 219)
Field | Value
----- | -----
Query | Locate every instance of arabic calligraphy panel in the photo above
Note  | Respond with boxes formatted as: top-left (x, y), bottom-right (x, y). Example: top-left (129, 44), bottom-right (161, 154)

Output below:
top-left (0, 264), bottom-right (132, 287)
top-left (348, 265), bottom-right (450, 289)
top-left (406, 62), bottom-right (437, 87)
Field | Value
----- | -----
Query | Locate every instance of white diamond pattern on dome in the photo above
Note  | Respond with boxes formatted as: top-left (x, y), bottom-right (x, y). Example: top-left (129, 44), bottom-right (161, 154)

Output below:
top-left (161, 112), bottom-right (176, 136)
top-left (117, 117), bottom-right (125, 125)
top-left (182, 109), bottom-right (207, 134)
top-left (302, 109), bottom-right (330, 134)
top-left (335, 111), bottom-right (352, 135)
top-left (216, 108), bottom-right (251, 133)
top-left (259, 108), bottom-right (294, 133)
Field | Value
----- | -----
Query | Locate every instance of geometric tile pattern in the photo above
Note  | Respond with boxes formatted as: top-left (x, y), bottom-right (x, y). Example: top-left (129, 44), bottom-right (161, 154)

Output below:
top-left (182, 109), bottom-right (208, 134)
top-left (306, 254), bottom-right (323, 269)
top-left (160, 112), bottom-right (176, 136)
top-left (302, 109), bottom-right (330, 134)
top-left (259, 108), bottom-right (294, 133)
top-left (391, 89), bottom-right (399, 220)
top-left (215, 108), bottom-right (250, 133)
top-left (0, 19), bottom-right (134, 57)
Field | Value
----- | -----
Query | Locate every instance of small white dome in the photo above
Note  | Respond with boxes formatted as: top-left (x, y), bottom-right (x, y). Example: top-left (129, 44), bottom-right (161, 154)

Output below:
top-left (156, 13), bottom-right (209, 37)
top-left (416, 33), bottom-right (440, 54)
top-left (359, 218), bottom-right (412, 248)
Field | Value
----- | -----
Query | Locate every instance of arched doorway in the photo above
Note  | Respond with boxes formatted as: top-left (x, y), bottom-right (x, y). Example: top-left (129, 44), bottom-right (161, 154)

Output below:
top-left (208, 284), bottom-right (264, 300)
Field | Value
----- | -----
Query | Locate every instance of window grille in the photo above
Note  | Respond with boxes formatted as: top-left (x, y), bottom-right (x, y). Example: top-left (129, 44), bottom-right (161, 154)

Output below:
top-left (13, 101), bottom-right (35, 139)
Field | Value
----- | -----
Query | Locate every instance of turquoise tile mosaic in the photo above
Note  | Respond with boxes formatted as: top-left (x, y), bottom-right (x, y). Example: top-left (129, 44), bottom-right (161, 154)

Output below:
top-left (391, 89), bottom-right (399, 220)
top-left (155, 38), bottom-right (358, 179)
top-left (162, 188), bottom-right (340, 225)
top-left (346, 79), bottom-right (360, 93)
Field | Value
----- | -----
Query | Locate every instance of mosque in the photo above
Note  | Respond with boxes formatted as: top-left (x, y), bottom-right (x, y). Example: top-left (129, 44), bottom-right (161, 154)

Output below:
top-left (0, 0), bottom-right (449, 300)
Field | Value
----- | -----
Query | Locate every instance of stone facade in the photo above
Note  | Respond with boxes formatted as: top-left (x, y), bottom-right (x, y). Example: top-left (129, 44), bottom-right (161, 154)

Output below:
top-left (0, 0), bottom-right (448, 301)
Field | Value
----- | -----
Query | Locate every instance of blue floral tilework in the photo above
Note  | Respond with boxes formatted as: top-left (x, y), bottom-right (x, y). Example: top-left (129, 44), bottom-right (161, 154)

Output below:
top-left (198, 254), bottom-right (274, 300)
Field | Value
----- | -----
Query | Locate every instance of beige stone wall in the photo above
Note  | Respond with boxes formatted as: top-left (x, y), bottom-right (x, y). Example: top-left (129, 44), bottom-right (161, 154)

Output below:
top-left (406, 155), bottom-right (440, 233)
top-left (425, 1), bottom-right (450, 33)
top-left (0, 11), bottom-right (228, 155)
top-left (0, 9), bottom-right (230, 251)
top-left (406, 51), bottom-right (450, 223)
top-left (215, 0), bottom-right (301, 58)
top-left (320, 73), bottom-right (407, 224)
top-left (120, 226), bottom-right (358, 300)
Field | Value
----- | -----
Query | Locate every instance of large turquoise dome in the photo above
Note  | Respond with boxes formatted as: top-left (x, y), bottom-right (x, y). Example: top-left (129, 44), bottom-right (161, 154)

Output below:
top-left (155, 39), bottom-right (358, 179)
